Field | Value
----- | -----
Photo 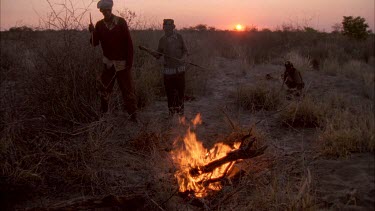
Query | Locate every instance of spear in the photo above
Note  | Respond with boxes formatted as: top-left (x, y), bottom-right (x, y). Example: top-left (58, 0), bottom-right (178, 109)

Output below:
top-left (138, 45), bottom-right (212, 71)
top-left (90, 12), bottom-right (94, 47)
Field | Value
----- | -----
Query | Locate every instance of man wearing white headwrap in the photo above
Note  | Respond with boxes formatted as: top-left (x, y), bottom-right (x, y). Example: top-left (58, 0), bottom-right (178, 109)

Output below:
top-left (89, 0), bottom-right (137, 122)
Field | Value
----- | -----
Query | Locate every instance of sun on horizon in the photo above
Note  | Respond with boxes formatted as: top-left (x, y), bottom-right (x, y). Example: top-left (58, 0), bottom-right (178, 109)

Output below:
top-left (235, 24), bottom-right (244, 31)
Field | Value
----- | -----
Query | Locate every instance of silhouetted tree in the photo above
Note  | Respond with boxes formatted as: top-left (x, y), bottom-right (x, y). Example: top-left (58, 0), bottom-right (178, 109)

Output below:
top-left (304, 26), bottom-right (319, 33)
top-left (341, 16), bottom-right (371, 40)
top-left (9, 26), bottom-right (33, 32)
top-left (331, 23), bottom-right (342, 34)
top-left (261, 28), bottom-right (272, 33)
top-left (245, 26), bottom-right (258, 32)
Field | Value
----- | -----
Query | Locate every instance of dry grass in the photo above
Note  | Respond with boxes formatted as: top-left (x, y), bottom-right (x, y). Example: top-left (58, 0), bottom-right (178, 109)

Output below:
top-left (231, 169), bottom-right (315, 210)
top-left (319, 106), bottom-right (375, 157)
top-left (279, 96), bottom-right (326, 128)
top-left (321, 59), bottom-right (341, 76)
top-left (236, 83), bottom-right (283, 112)
top-left (360, 66), bottom-right (375, 100)
top-left (285, 51), bottom-right (312, 72)
top-left (321, 58), bottom-right (375, 100)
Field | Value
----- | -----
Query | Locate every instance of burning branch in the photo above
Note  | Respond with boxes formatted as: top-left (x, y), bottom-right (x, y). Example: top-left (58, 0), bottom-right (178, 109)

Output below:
top-left (172, 114), bottom-right (268, 198)
top-left (189, 137), bottom-right (267, 177)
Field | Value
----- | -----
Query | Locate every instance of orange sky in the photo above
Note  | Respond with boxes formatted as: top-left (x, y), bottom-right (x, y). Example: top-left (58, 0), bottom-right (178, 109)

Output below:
top-left (1, 0), bottom-right (374, 31)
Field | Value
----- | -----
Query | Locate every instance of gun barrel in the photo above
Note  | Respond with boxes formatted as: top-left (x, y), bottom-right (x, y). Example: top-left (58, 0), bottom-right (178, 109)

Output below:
top-left (138, 45), bottom-right (211, 71)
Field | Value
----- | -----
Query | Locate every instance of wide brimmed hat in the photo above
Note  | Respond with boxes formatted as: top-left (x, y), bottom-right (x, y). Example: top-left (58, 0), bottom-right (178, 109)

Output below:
top-left (97, 0), bottom-right (113, 9)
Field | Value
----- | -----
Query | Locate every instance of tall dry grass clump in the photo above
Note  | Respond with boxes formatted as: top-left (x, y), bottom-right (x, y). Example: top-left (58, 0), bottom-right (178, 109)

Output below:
top-left (320, 58), bottom-right (374, 100)
top-left (279, 96), bottom-right (326, 128)
top-left (319, 107), bottom-right (374, 157)
top-left (0, 30), bottom-right (124, 207)
top-left (236, 83), bottom-right (283, 112)
top-left (284, 51), bottom-right (312, 72)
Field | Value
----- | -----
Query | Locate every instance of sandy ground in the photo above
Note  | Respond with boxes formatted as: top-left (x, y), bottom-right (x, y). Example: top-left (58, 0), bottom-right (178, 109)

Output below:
top-left (137, 57), bottom-right (375, 210)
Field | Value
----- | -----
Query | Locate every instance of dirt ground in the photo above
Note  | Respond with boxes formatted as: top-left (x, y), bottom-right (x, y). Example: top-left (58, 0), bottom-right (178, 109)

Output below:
top-left (137, 57), bottom-right (374, 210)
top-left (14, 56), bottom-right (374, 210)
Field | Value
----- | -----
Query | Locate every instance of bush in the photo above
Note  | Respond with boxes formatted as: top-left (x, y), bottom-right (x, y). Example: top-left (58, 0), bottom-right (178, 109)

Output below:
top-left (320, 108), bottom-right (374, 157)
top-left (237, 83), bottom-right (283, 112)
top-left (341, 16), bottom-right (371, 40)
top-left (279, 97), bottom-right (326, 128)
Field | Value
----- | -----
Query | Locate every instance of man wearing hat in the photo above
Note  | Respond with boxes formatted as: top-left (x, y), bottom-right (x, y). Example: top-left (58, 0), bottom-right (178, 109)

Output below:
top-left (89, 0), bottom-right (137, 121)
top-left (151, 19), bottom-right (188, 116)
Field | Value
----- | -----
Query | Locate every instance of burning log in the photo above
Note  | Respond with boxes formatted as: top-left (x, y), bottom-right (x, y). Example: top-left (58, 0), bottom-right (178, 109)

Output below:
top-left (189, 138), bottom-right (267, 177)
top-left (172, 114), bottom-right (268, 198)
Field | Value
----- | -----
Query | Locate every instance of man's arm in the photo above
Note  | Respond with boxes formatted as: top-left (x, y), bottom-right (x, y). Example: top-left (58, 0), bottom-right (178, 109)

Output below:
top-left (122, 20), bottom-right (134, 70)
top-left (89, 22), bottom-right (100, 47)
top-left (284, 68), bottom-right (290, 82)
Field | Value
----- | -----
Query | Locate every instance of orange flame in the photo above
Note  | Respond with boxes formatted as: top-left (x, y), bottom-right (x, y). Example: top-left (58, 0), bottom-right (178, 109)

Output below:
top-left (191, 113), bottom-right (202, 126)
top-left (171, 113), bottom-right (240, 198)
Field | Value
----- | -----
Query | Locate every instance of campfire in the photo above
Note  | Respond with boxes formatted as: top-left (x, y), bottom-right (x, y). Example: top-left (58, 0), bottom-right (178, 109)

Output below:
top-left (171, 114), bottom-right (267, 198)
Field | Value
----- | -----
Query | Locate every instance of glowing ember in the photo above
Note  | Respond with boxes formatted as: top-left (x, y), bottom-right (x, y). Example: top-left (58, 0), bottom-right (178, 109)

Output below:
top-left (171, 114), bottom-right (240, 198)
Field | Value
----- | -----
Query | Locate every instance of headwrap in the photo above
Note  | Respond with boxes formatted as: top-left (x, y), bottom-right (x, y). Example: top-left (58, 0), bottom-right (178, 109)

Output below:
top-left (97, 0), bottom-right (113, 9)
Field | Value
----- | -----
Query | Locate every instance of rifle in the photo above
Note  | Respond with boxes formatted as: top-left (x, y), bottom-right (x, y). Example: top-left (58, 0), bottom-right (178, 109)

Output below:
top-left (138, 45), bottom-right (212, 71)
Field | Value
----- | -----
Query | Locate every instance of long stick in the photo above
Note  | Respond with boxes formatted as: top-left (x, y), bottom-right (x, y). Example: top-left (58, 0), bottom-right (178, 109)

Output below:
top-left (139, 45), bottom-right (212, 71)
top-left (90, 12), bottom-right (94, 47)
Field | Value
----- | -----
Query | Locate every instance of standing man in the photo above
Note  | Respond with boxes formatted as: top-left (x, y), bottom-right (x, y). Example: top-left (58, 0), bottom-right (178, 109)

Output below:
top-left (283, 61), bottom-right (305, 96)
top-left (151, 19), bottom-right (188, 116)
top-left (89, 0), bottom-right (137, 121)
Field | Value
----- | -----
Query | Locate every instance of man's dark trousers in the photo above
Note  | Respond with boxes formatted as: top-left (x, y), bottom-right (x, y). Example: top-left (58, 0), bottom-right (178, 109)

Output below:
top-left (163, 72), bottom-right (185, 115)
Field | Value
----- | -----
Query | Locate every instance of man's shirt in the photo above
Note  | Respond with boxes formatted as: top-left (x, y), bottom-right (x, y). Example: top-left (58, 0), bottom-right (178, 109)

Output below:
top-left (157, 32), bottom-right (188, 69)
top-left (91, 15), bottom-right (133, 70)
top-left (285, 68), bottom-right (303, 84)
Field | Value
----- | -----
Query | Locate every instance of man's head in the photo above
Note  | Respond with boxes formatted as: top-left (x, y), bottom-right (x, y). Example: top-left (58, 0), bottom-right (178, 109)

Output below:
top-left (97, 0), bottom-right (113, 20)
top-left (163, 19), bottom-right (175, 36)
top-left (285, 61), bottom-right (294, 70)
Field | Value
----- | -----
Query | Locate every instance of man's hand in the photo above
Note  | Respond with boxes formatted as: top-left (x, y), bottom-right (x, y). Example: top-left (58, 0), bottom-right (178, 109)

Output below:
top-left (152, 52), bottom-right (162, 59)
top-left (89, 23), bottom-right (95, 33)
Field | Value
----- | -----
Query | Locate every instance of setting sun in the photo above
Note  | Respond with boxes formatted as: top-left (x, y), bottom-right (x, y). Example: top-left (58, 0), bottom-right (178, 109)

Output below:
top-left (235, 24), bottom-right (243, 31)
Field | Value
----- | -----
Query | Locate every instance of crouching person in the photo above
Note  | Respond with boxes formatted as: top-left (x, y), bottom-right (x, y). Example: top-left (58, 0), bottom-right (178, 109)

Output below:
top-left (283, 61), bottom-right (304, 97)
top-left (89, 0), bottom-right (137, 122)
top-left (152, 19), bottom-right (188, 116)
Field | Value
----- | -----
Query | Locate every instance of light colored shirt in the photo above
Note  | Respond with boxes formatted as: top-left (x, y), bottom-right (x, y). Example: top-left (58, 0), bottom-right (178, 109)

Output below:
top-left (157, 31), bottom-right (188, 69)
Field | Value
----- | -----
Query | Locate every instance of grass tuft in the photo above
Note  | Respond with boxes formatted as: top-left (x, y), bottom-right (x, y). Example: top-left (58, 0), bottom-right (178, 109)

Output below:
top-left (237, 83), bottom-right (283, 112)
top-left (279, 97), bottom-right (326, 128)
top-left (320, 108), bottom-right (375, 157)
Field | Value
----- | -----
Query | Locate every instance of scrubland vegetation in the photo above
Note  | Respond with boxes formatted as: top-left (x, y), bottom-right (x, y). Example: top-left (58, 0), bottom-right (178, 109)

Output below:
top-left (1, 12), bottom-right (374, 210)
